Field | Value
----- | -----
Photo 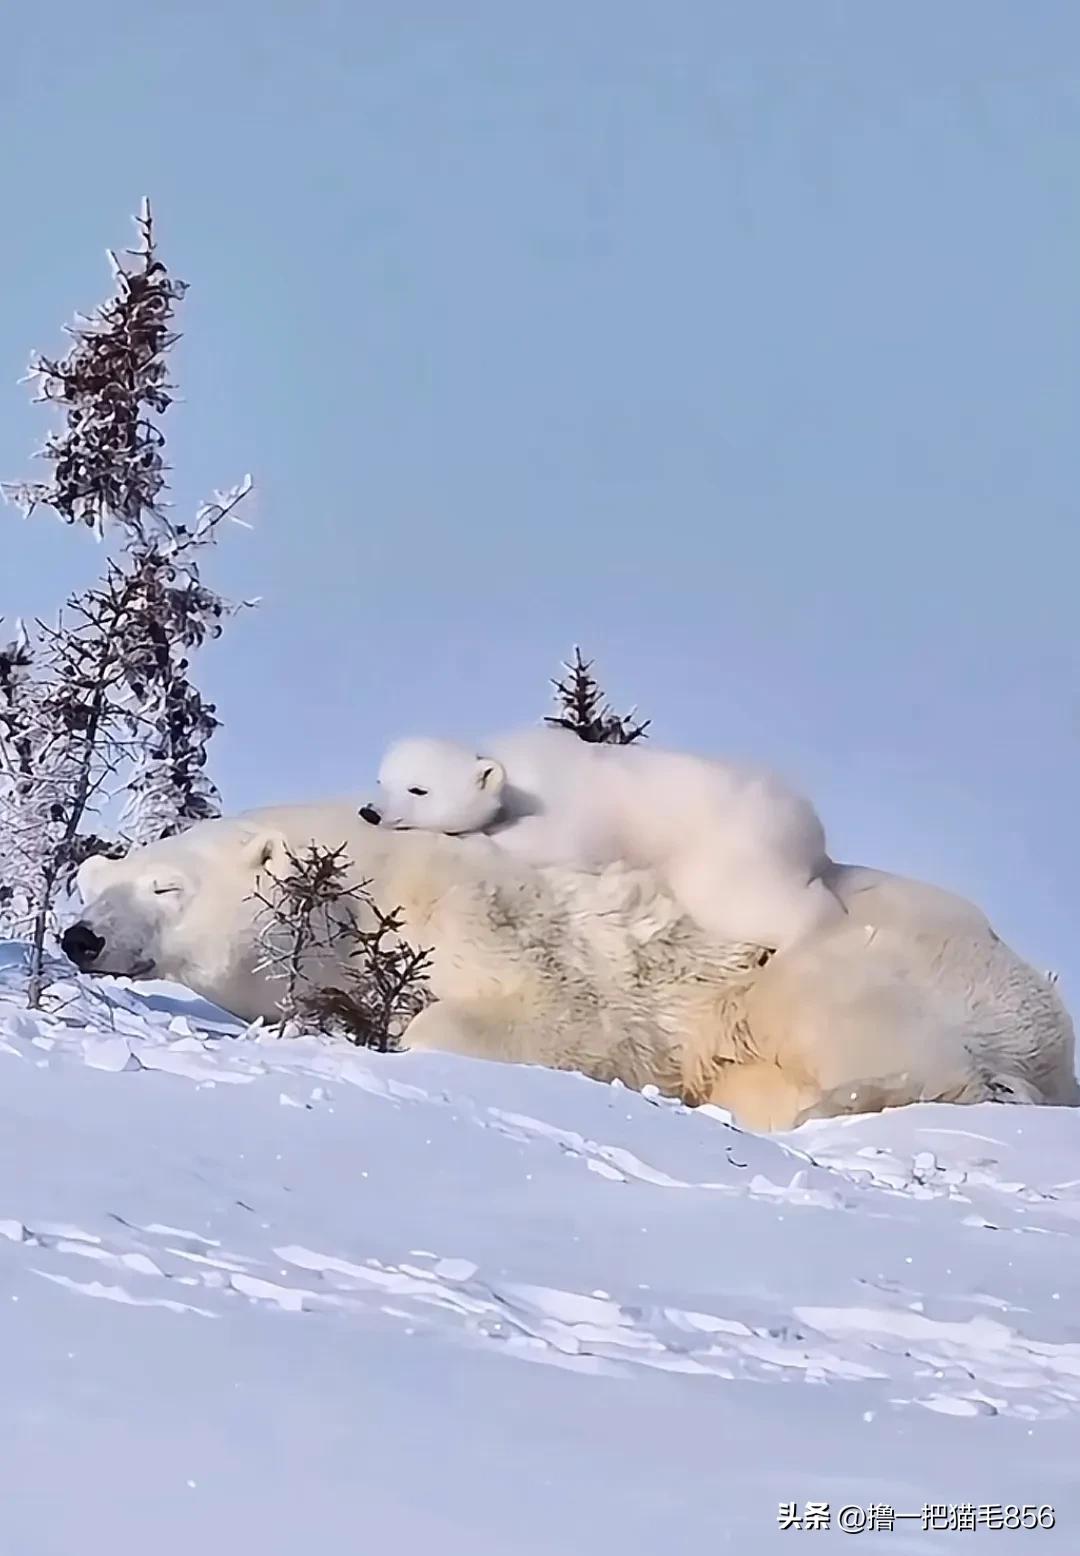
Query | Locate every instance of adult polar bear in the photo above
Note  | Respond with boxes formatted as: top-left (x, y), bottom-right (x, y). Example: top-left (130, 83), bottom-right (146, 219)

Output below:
top-left (62, 803), bottom-right (1078, 1131)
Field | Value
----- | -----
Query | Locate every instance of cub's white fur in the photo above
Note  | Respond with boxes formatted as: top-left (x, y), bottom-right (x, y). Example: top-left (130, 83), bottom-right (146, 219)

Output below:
top-left (364, 727), bottom-right (846, 951)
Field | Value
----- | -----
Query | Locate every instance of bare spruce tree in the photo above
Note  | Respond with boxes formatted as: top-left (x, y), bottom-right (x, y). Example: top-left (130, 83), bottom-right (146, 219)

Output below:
top-left (0, 199), bottom-right (251, 1002)
top-left (545, 646), bottom-right (650, 744)
top-left (252, 843), bottom-right (432, 1050)
top-left (0, 568), bottom-right (171, 1001)
top-left (0, 623), bottom-right (39, 938)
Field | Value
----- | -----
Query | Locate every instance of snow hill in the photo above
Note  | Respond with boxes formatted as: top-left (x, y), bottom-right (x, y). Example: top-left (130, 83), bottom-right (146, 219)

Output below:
top-left (2, 939), bottom-right (1079, 1553)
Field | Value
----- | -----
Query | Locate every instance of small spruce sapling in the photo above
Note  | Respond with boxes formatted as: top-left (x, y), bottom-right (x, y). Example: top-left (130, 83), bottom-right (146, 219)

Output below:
top-left (251, 842), bottom-right (432, 1050)
top-left (299, 901), bottom-right (433, 1054)
top-left (545, 646), bottom-right (650, 745)
top-left (251, 842), bottom-right (354, 1038)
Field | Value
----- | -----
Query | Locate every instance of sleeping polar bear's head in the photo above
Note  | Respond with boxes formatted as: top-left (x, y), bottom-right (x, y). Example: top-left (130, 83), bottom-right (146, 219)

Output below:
top-left (58, 804), bottom-right (450, 1022)
top-left (361, 736), bottom-right (505, 836)
top-left (62, 818), bottom-right (291, 987)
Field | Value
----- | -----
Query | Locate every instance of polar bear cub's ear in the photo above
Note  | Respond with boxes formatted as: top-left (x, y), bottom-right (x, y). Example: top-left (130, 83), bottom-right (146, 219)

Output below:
top-left (76, 852), bottom-right (118, 904)
top-left (475, 757), bottom-right (505, 794)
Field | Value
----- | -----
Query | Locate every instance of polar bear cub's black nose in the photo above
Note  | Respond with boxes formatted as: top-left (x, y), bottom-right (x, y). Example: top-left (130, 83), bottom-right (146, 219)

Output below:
top-left (359, 805), bottom-right (382, 826)
top-left (61, 922), bottom-right (106, 968)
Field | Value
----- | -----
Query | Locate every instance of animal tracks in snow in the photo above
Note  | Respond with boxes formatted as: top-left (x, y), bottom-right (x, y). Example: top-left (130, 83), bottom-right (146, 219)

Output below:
top-left (5, 1199), bottom-right (1080, 1420)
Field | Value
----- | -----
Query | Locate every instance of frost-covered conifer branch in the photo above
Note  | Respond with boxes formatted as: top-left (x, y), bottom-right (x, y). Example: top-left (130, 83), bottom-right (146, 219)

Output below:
top-left (115, 482), bottom-right (253, 842)
top-left (251, 844), bottom-right (360, 1038)
top-left (0, 568), bottom-right (159, 1000)
top-left (251, 843), bottom-right (432, 1049)
top-left (0, 623), bottom-right (40, 938)
top-left (299, 899), bottom-right (433, 1053)
top-left (3, 199), bottom-right (187, 543)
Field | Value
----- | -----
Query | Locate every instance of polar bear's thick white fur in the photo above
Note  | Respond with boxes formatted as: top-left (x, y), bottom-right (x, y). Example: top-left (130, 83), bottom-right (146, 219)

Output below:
top-left (65, 803), bottom-right (1078, 1131)
top-left (363, 726), bottom-right (846, 952)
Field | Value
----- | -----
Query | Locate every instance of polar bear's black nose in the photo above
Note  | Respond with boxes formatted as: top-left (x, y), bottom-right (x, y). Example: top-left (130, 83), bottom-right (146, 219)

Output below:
top-left (61, 922), bottom-right (106, 968)
top-left (359, 805), bottom-right (382, 826)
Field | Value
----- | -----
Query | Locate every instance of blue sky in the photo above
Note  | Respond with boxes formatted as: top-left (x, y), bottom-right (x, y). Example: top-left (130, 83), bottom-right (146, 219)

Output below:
top-left (2, 1), bottom-right (1079, 986)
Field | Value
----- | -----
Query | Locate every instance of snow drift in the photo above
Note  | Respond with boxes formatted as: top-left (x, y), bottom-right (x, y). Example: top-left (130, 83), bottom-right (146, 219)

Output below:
top-left (2, 941), bottom-right (1079, 1552)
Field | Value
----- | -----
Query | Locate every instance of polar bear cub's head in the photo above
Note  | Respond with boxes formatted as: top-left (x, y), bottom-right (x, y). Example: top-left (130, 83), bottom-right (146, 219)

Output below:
top-left (361, 736), bottom-right (506, 835)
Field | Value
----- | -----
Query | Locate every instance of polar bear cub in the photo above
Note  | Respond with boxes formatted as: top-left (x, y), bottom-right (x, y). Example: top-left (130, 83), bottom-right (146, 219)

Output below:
top-left (361, 726), bottom-right (846, 951)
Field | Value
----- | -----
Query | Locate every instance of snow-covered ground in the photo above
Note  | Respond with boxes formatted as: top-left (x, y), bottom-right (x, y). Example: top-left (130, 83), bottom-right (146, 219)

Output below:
top-left (2, 940), bottom-right (1078, 1553)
